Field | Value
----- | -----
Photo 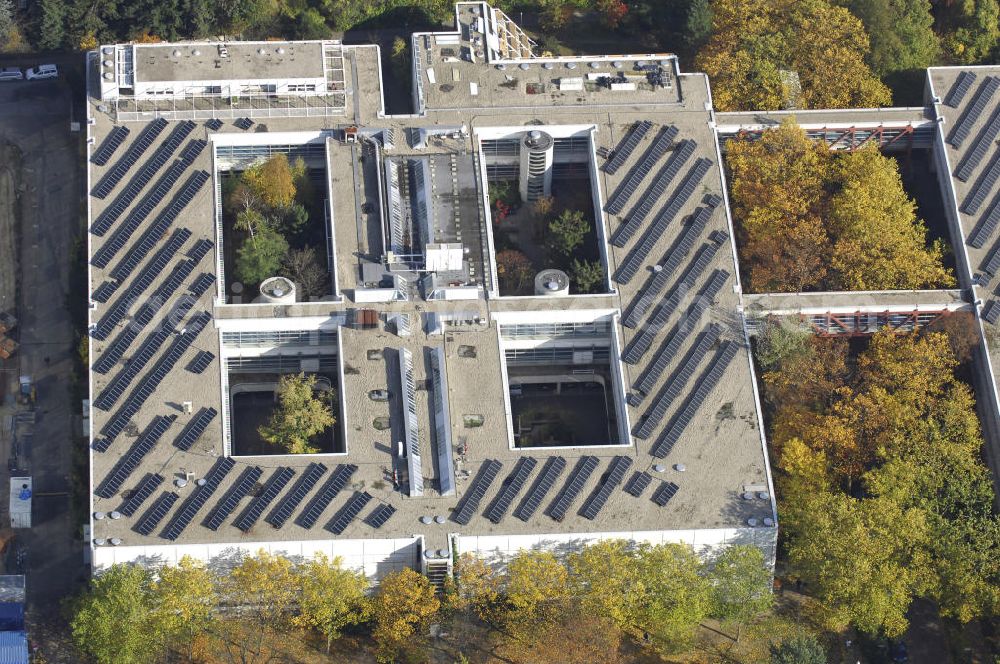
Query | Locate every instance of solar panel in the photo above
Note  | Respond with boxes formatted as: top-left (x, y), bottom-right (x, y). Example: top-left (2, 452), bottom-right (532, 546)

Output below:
top-left (579, 456), bottom-right (633, 520)
top-left (983, 300), bottom-right (1000, 325)
top-left (605, 125), bottom-right (679, 214)
top-left (623, 247), bottom-right (725, 364)
top-left (233, 467), bottom-right (296, 532)
top-left (961, 151), bottom-right (1000, 215)
top-left (234, 117), bottom-right (254, 130)
top-left (92, 126), bottom-right (130, 166)
top-left (514, 456), bottom-right (567, 522)
top-left (206, 119), bottom-right (223, 130)
top-left (206, 466), bottom-right (264, 530)
top-left (296, 464), bottom-right (358, 528)
top-left (364, 503), bottom-right (397, 529)
top-left (91, 438), bottom-right (112, 452)
top-left (325, 491), bottom-right (373, 534)
top-left (613, 157), bottom-right (712, 250)
top-left (651, 481), bottom-right (679, 506)
top-left (635, 325), bottom-right (724, 433)
top-left (186, 351), bottom-right (215, 374)
top-left (117, 473), bottom-right (165, 516)
top-left (266, 463), bottom-right (328, 528)
top-left (188, 272), bottom-right (216, 297)
top-left (624, 204), bottom-right (716, 328)
top-left (955, 105), bottom-right (1000, 182)
top-left (948, 76), bottom-right (1000, 147)
top-left (174, 407), bottom-right (218, 451)
top-left (613, 139), bottom-right (696, 229)
top-left (548, 456), bottom-right (599, 522)
top-left (604, 120), bottom-right (653, 174)
top-left (133, 492), bottom-right (179, 536)
top-left (970, 193), bottom-right (1000, 249)
top-left (944, 71), bottom-right (976, 108)
top-left (161, 457), bottom-right (236, 540)
top-left (95, 415), bottom-right (176, 498)
top-left (484, 456), bottom-right (538, 524)
top-left (651, 342), bottom-right (739, 458)
top-left (452, 459), bottom-right (503, 525)
top-left (623, 471), bottom-right (652, 497)
top-left (94, 326), bottom-right (173, 410)
top-left (187, 238), bottom-right (215, 264)
top-left (92, 118), bottom-right (167, 198)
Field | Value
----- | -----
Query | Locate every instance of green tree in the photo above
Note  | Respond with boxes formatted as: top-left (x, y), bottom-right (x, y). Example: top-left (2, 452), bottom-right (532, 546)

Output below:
top-left (709, 545), bottom-right (774, 640)
top-left (697, 0), bottom-right (891, 111)
top-left (571, 258), bottom-right (604, 293)
top-left (770, 634), bottom-right (828, 664)
top-left (234, 208), bottom-right (267, 242)
top-left (152, 557), bottom-right (217, 662)
top-left (547, 209), bottom-right (589, 257)
top-left (753, 317), bottom-right (812, 372)
top-left (499, 550), bottom-right (571, 640)
top-left (296, 8), bottom-right (329, 40)
top-left (295, 553), bottom-right (369, 653)
top-left (390, 36), bottom-right (410, 83)
top-left (635, 543), bottom-right (714, 654)
top-left (258, 372), bottom-right (334, 454)
top-left (935, 0), bottom-right (1000, 64)
top-left (234, 225), bottom-right (289, 286)
top-left (835, 0), bottom-right (938, 75)
top-left (568, 540), bottom-right (644, 632)
top-left (0, 0), bottom-right (12, 43)
top-left (37, 0), bottom-right (66, 49)
top-left (71, 564), bottom-right (165, 664)
top-left (370, 568), bottom-right (440, 664)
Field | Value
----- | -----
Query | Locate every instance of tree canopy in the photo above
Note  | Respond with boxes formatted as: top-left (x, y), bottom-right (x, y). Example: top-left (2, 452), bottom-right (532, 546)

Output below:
top-left (696, 0), bottom-right (892, 111)
top-left (836, 0), bottom-right (939, 75)
top-left (234, 224), bottom-right (289, 287)
top-left (727, 121), bottom-right (954, 292)
top-left (258, 372), bottom-right (335, 454)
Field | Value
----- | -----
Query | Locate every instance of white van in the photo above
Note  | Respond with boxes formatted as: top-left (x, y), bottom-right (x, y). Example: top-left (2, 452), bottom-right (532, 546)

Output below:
top-left (0, 68), bottom-right (23, 82)
top-left (26, 64), bottom-right (58, 81)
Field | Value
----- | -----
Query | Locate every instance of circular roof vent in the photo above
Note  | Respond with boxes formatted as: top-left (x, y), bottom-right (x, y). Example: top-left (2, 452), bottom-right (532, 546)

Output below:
top-left (93, 538), bottom-right (107, 546)
top-left (93, 512), bottom-right (106, 520)
top-left (746, 517), bottom-right (759, 527)
top-left (110, 537), bottom-right (122, 546)
top-left (172, 49), bottom-right (181, 57)
top-left (589, 61), bottom-right (600, 68)
top-left (434, 515), bottom-right (446, 524)
top-left (519, 63), bottom-right (530, 70)
top-left (258, 48), bottom-right (266, 55)
top-left (276, 47), bottom-right (285, 55)
top-left (420, 515), bottom-right (433, 524)
top-left (192, 49), bottom-right (201, 56)
top-left (542, 62), bottom-right (554, 70)
top-left (565, 62), bottom-right (577, 69)
top-left (763, 517), bottom-right (775, 527)
top-left (102, 46), bottom-right (114, 55)
top-left (103, 72), bottom-right (114, 80)
top-left (109, 511), bottom-right (122, 520)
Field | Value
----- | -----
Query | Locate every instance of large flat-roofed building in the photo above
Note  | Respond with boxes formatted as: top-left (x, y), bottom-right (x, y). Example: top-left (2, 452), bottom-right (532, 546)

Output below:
top-left (85, 2), bottom-right (777, 576)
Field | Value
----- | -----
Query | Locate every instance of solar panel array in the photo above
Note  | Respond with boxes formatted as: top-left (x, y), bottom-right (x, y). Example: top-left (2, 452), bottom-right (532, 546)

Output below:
top-left (548, 456), bottom-right (599, 521)
top-left (945, 71), bottom-right (976, 108)
top-left (983, 300), bottom-right (1000, 325)
top-left (364, 503), bottom-right (397, 529)
top-left (134, 492), bottom-right (179, 536)
top-left (452, 459), bottom-right (503, 525)
top-left (484, 457), bottom-right (538, 524)
top-left (206, 466), bottom-right (264, 530)
top-left (579, 456), bottom-right (633, 520)
top-left (96, 169), bottom-right (210, 271)
top-left (624, 203), bottom-right (718, 328)
top-left (623, 471), bottom-right (652, 497)
top-left (612, 157), bottom-right (711, 249)
top-left (633, 310), bottom-right (722, 402)
top-left (623, 247), bottom-right (725, 364)
top-left (651, 481), bottom-right (679, 506)
top-left (117, 473), bottom-right (165, 516)
top-left (174, 407), bottom-right (218, 451)
top-left (635, 325), bottom-right (725, 434)
top-left (205, 118), bottom-right (223, 130)
top-left (92, 126), bottom-right (130, 166)
top-left (234, 117), bottom-right (254, 130)
top-left (961, 151), bottom-right (1000, 215)
top-left (95, 415), bottom-right (176, 498)
top-left (161, 457), bottom-right (236, 540)
top-left (92, 121), bottom-right (195, 210)
top-left (92, 118), bottom-right (168, 199)
top-left (234, 467), bottom-right (295, 531)
top-left (94, 326), bottom-right (172, 410)
top-left (514, 456), bottom-right (566, 522)
top-left (188, 272), bottom-right (216, 297)
top-left (605, 125), bottom-right (679, 214)
top-left (266, 463), bottom-right (328, 528)
top-left (92, 228), bottom-right (190, 305)
top-left (611, 139), bottom-right (695, 231)
top-left (651, 342), bottom-right (739, 458)
top-left (969, 194), bottom-right (1000, 248)
top-left (949, 76), bottom-right (1000, 148)
top-left (604, 121), bottom-right (653, 174)
top-left (982, 242), bottom-right (1000, 276)
top-left (186, 351), bottom-right (215, 374)
top-left (296, 464), bottom-right (358, 528)
top-left (326, 491), bottom-right (373, 534)
top-left (955, 105), bottom-right (1000, 182)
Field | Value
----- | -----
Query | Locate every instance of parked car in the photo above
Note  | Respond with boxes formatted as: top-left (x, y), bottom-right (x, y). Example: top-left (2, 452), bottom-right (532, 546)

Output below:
top-left (0, 68), bottom-right (23, 82)
top-left (26, 64), bottom-right (58, 81)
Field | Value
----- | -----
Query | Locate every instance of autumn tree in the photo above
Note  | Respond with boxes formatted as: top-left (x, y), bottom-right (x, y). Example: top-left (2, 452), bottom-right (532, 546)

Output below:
top-left (295, 554), bottom-right (369, 653)
top-left (496, 249), bottom-right (534, 294)
top-left (696, 0), bottom-right (891, 111)
top-left (71, 564), bottom-right (166, 664)
top-left (596, 0), bottom-right (628, 28)
top-left (259, 372), bottom-right (335, 454)
top-left (934, 0), bottom-right (1000, 64)
top-left (243, 154), bottom-right (296, 209)
top-left (708, 544), bottom-right (774, 640)
top-left (370, 568), bottom-right (440, 663)
top-left (634, 543), bottom-right (714, 654)
top-left (152, 557), bottom-right (217, 662)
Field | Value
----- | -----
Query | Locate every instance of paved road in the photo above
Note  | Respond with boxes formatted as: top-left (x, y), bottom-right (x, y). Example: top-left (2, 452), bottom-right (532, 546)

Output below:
top-left (0, 75), bottom-right (87, 659)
